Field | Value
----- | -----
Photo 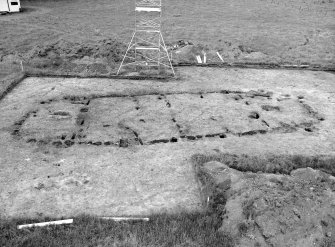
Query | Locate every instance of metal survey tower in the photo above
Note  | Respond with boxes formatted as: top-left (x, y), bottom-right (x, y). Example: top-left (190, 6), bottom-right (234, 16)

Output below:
top-left (117, 0), bottom-right (175, 75)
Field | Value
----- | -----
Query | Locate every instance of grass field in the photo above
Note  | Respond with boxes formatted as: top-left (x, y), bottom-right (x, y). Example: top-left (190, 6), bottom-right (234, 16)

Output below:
top-left (0, 0), bottom-right (334, 66)
top-left (0, 213), bottom-right (233, 247)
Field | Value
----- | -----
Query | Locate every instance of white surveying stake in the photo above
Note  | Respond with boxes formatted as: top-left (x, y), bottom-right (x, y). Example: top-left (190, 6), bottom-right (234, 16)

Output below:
top-left (117, 0), bottom-right (175, 76)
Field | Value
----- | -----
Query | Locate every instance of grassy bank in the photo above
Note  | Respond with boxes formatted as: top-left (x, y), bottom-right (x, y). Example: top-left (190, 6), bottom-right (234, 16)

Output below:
top-left (0, 72), bottom-right (26, 102)
top-left (192, 153), bottom-right (335, 177)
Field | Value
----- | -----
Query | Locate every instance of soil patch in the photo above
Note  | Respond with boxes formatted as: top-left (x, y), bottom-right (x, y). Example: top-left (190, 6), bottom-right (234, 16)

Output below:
top-left (193, 158), bottom-right (335, 247)
top-left (0, 67), bottom-right (334, 219)
top-left (7, 89), bottom-right (325, 149)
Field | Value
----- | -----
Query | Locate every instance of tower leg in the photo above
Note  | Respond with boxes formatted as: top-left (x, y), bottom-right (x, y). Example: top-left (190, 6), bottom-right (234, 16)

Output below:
top-left (117, 31), bottom-right (175, 76)
top-left (117, 32), bottom-right (136, 75)
top-left (158, 34), bottom-right (161, 74)
top-left (160, 32), bottom-right (175, 76)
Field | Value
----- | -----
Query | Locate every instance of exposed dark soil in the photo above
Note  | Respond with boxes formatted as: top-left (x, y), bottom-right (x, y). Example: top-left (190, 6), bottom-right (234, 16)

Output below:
top-left (10, 88), bottom-right (325, 150)
top-left (193, 156), bottom-right (335, 247)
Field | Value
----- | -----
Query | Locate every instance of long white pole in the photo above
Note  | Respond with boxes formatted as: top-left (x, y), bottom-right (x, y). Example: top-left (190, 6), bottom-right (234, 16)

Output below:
top-left (17, 219), bottom-right (73, 229)
top-left (99, 217), bottom-right (149, 222)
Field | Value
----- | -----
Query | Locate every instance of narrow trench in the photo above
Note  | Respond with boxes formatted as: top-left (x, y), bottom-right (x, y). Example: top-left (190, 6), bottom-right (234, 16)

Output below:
top-left (162, 95), bottom-right (171, 108)
top-left (22, 90), bottom-right (321, 148)
top-left (80, 107), bottom-right (89, 113)
top-left (299, 101), bottom-right (325, 121)
top-left (50, 99), bottom-right (91, 148)
top-left (133, 97), bottom-right (140, 111)
top-left (239, 129), bottom-right (267, 136)
top-left (12, 110), bottom-right (37, 136)
top-left (40, 99), bottom-right (53, 105)
top-left (39, 121), bottom-right (311, 149)
top-left (160, 95), bottom-right (184, 139)
top-left (36, 117), bottom-right (315, 148)
top-left (261, 120), bottom-right (270, 127)
top-left (125, 126), bottom-right (143, 145)
top-left (59, 89), bottom-right (273, 104)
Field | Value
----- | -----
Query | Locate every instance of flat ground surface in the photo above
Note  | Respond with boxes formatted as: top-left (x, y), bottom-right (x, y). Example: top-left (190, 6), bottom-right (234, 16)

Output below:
top-left (0, 0), bottom-right (334, 68)
top-left (0, 67), bottom-right (334, 219)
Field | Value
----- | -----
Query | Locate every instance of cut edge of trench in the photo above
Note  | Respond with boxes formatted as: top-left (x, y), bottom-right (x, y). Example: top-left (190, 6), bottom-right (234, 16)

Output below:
top-left (1, 64), bottom-right (334, 103)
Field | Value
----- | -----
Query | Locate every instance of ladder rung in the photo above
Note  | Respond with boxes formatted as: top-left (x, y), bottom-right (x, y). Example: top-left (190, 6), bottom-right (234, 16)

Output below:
top-left (136, 47), bottom-right (159, 50)
top-left (136, 30), bottom-right (160, 33)
top-left (135, 7), bottom-right (161, 12)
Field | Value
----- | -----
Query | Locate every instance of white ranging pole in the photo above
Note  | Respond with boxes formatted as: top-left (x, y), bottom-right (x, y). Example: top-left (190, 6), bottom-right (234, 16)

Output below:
top-left (117, 0), bottom-right (175, 76)
top-left (99, 216), bottom-right (150, 222)
top-left (17, 219), bottom-right (73, 229)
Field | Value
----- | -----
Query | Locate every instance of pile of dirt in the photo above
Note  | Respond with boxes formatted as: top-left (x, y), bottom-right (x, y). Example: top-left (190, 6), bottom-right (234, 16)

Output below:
top-left (27, 38), bottom-right (125, 62)
top-left (1, 36), bottom-right (332, 77)
top-left (2, 39), bottom-right (128, 76)
top-left (171, 41), bottom-right (274, 65)
top-left (196, 160), bottom-right (335, 247)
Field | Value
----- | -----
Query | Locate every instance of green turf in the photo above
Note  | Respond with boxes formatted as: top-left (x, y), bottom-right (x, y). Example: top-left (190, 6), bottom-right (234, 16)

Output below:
top-left (192, 153), bottom-right (335, 176)
top-left (1, 213), bottom-right (234, 247)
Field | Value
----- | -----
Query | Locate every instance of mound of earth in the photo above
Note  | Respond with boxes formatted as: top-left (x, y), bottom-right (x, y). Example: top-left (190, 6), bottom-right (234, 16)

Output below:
top-left (1, 38), bottom-right (128, 76)
top-left (1, 36), bottom-right (333, 78)
top-left (169, 41), bottom-right (274, 65)
top-left (196, 160), bottom-right (335, 247)
top-left (1, 38), bottom-right (286, 78)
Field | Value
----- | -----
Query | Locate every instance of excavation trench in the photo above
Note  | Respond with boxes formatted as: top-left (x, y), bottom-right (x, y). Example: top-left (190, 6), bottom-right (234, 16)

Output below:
top-left (0, 69), bottom-right (334, 219)
top-left (10, 89), bottom-right (325, 149)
